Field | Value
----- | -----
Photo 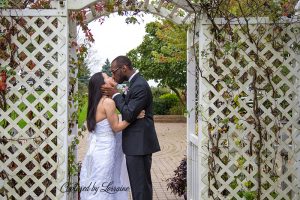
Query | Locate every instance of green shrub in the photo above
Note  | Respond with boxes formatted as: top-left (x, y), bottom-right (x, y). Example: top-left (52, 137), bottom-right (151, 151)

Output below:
top-left (153, 98), bottom-right (169, 115)
top-left (159, 93), bottom-right (179, 107)
top-left (153, 93), bottom-right (180, 115)
top-left (151, 87), bottom-right (170, 99)
top-left (169, 103), bottom-right (185, 115)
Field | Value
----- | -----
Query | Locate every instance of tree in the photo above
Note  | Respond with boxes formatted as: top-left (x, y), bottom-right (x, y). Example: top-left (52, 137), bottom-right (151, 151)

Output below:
top-left (127, 20), bottom-right (187, 105)
top-left (77, 42), bottom-right (100, 94)
top-left (101, 58), bottom-right (112, 76)
top-left (78, 61), bottom-right (90, 94)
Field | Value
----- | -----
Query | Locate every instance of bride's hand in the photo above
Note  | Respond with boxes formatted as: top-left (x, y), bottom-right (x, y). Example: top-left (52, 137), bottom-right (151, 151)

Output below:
top-left (137, 110), bottom-right (145, 119)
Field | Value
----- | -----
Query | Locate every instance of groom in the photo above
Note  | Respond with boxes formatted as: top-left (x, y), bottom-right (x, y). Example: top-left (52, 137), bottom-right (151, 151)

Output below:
top-left (102, 56), bottom-right (161, 200)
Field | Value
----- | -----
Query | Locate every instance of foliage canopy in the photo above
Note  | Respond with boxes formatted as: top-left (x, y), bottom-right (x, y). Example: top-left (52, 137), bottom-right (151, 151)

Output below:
top-left (127, 19), bottom-right (187, 104)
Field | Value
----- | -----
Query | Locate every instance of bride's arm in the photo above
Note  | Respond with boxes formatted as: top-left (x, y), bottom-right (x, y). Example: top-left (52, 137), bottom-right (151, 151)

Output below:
top-left (104, 98), bottom-right (129, 133)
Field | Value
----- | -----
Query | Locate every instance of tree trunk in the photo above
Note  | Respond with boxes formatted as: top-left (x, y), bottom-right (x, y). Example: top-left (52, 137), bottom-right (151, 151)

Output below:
top-left (169, 86), bottom-right (186, 107)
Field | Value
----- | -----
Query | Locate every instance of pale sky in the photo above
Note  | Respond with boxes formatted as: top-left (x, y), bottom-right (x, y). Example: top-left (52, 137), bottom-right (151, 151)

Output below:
top-left (79, 13), bottom-right (158, 86)
top-left (86, 13), bottom-right (156, 74)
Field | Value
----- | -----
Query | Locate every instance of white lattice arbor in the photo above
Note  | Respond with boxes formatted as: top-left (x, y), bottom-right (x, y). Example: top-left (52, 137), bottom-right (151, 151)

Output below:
top-left (0, 1), bottom-right (196, 199)
top-left (1, 0), bottom-right (300, 200)
top-left (191, 17), bottom-right (300, 199)
top-left (0, 5), bottom-right (69, 200)
top-left (68, 0), bottom-right (195, 24)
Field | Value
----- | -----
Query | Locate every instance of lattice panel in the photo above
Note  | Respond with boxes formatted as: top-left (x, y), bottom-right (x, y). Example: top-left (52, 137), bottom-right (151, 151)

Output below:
top-left (0, 0), bottom-right (8, 8)
top-left (0, 14), bottom-right (68, 199)
top-left (74, 0), bottom-right (195, 25)
top-left (198, 19), bottom-right (300, 199)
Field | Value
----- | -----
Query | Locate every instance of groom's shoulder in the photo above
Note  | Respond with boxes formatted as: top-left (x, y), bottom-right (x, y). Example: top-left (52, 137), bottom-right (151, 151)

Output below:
top-left (137, 75), bottom-right (148, 85)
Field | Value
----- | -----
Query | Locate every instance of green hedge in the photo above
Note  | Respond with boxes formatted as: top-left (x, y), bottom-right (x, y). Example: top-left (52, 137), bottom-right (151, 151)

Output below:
top-left (153, 93), bottom-right (182, 115)
top-left (151, 87), bottom-right (170, 99)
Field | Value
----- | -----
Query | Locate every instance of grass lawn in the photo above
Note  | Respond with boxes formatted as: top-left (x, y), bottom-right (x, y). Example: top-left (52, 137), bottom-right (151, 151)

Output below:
top-left (78, 100), bottom-right (88, 129)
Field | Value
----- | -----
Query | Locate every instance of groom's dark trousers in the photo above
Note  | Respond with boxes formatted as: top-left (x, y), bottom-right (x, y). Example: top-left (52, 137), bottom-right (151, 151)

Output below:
top-left (113, 73), bottom-right (160, 200)
top-left (126, 154), bottom-right (152, 200)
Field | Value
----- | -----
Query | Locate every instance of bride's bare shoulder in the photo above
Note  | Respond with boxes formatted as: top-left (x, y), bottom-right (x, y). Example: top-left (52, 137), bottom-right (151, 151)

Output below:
top-left (102, 97), bottom-right (116, 107)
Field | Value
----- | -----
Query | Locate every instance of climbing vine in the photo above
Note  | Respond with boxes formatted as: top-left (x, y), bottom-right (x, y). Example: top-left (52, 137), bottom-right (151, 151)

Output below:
top-left (186, 0), bottom-right (299, 199)
top-left (0, 16), bottom-right (20, 111)
top-left (1, 0), bottom-right (299, 199)
top-left (0, 0), bottom-right (51, 111)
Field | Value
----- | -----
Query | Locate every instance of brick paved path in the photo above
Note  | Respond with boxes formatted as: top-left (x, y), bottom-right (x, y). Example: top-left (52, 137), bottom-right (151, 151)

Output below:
top-left (78, 123), bottom-right (187, 200)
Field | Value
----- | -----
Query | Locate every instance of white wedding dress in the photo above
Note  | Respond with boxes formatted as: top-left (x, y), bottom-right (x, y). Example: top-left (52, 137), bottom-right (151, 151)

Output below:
top-left (80, 119), bottom-right (130, 200)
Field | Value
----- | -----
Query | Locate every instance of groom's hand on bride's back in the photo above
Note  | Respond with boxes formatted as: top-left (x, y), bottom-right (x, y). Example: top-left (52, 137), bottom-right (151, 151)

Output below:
top-left (101, 85), bottom-right (118, 98)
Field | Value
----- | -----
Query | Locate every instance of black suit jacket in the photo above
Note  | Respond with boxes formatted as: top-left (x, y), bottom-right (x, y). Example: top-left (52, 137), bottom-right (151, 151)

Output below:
top-left (114, 73), bottom-right (161, 155)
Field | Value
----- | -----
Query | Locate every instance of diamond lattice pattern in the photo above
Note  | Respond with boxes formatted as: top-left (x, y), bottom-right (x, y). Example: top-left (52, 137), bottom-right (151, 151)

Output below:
top-left (0, 15), bottom-right (68, 200)
top-left (198, 20), bottom-right (300, 199)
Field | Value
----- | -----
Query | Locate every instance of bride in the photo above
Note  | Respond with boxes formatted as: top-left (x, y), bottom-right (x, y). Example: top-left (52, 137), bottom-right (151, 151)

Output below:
top-left (80, 72), bottom-right (144, 200)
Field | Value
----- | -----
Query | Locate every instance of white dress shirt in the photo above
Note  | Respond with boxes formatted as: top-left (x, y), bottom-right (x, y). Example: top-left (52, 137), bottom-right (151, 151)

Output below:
top-left (112, 70), bottom-right (138, 99)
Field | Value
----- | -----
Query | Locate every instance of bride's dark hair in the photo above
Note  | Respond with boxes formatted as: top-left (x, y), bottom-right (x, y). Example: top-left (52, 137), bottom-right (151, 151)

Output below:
top-left (87, 72), bottom-right (105, 132)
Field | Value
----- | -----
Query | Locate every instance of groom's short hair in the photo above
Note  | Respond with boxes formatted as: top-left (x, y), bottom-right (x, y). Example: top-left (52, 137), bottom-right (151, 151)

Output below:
top-left (112, 56), bottom-right (133, 70)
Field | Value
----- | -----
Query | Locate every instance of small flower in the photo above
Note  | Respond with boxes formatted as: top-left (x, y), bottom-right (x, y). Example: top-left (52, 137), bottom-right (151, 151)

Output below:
top-left (123, 86), bottom-right (129, 95)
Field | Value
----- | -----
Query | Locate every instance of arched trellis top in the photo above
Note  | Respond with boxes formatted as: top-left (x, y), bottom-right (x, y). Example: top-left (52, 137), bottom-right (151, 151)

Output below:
top-left (67, 0), bottom-right (198, 25)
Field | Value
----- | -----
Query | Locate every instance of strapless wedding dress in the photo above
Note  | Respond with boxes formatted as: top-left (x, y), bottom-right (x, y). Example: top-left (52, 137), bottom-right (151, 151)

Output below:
top-left (80, 119), bottom-right (129, 200)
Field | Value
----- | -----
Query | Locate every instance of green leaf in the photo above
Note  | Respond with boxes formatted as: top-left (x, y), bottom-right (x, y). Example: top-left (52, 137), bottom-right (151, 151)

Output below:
top-left (233, 95), bottom-right (240, 107)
